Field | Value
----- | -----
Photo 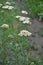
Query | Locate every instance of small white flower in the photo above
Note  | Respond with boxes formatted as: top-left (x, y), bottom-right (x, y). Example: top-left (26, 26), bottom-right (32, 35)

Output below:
top-left (15, 15), bottom-right (21, 18)
top-left (25, 17), bottom-right (30, 20)
top-left (19, 16), bottom-right (26, 21)
top-left (8, 6), bottom-right (14, 10)
top-left (5, 2), bottom-right (11, 5)
top-left (2, 5), bottom-right (14, 10)
top-left (21, 10), bottom-right (28, 14)
top-left (1, 24), bottom-right (9, 29)
top-left (18, 30), bottom-right (32, 36)
top-left (23, 20), bottom-right (32, 24)
top-left (2, 5), bottom-right (9, 9)
top-left (23, 20), bottom-right (30, 23)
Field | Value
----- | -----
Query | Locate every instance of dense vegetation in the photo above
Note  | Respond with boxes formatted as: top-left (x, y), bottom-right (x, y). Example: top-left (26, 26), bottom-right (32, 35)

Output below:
top-left (25, 0), bottom-right (43, 18)
top-left (0, 0), bottom-right (43, 65)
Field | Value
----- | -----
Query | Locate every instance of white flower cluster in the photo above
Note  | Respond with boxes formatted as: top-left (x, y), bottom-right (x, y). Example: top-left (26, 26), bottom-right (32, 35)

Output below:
top-left (16, 10), bottom-right (32, 37)
top-left (16, 15), bottom-right (31, 24)
top-left (2, 5), bottom-right (14, 10)
top-left (1, 24), bottom-right (9, 29)
top-left (18, 30), bottom-right (32, 36)
top-left (16, 10), bottom-right (32, 24)
top-left (5, 2), bottom-right (11, 5)
top-left (0, 2), bottom-right (14, 10)
top-left (21, 10), bottom-right (28, 14)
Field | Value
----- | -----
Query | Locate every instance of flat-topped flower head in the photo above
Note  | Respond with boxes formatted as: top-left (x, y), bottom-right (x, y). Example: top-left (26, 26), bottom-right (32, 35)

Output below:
top-left (23, 20), bottom-right (30, 24)
top-left (1, 24), bottom-right (9, 29)
top-left (2, 5), bottom-right (9, 9)
top-left (2, 5), bottom-right (14, 10)
top-left (18, 30), bottom-right (32, 36)
top-left (23, 19), bottom-right (32, 24)
top-left (25, 17), bottom-right (30, 20)
top-left (5, 2), bottom-right (11, 5)
top-left (19, 16), bottom-right (26, 21)
top-left (8, 6), bottom-right (14, 10)
top-left (21, 10), bottom-right (28, 14)
top-left (15, 15), bottom-right (21, 18)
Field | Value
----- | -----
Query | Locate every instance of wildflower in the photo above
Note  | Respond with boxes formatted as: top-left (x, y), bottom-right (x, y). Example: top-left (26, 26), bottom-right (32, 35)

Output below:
top-left (8, 6), bottom-right (14, 10)
top-left (23, 20), bottom-right (32, 24)
top-left (18, 30), bottom-right (32, 36)
top-left (5, 2), bottom-right (11, 5)
top-left (25, 17), bottom-right (30, 20)
top-left (1, 24), bottom-right (9, 29)
top-left (19, 16), bottom-right (26, 21)
top-left (21, 10), bottom-right (28, 14)
top-left (8, 34), bottom-right (14, 39)
top-left (0, 4), bottom-right (2, 7)
top-left (15, 15), bottom-right (21, 18)
top-left (2, 5), bottom-right (14, 10)
top-left (2, 5), bottom-right (9, 9)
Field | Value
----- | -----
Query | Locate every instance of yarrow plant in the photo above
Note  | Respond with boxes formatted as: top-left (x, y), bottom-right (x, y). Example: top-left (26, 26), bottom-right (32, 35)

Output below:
top-left (18, 30), bottom-right (32, 36)
top-left (2, 5), bottom-right (14, 10)
top-left (1, 24), bottom-right (9, 29)
top-left (16, 10), bottom-right (32, 24)
top-left (19, 16), bottom-right (26, 21)
top-left (21, 10), bottom-right (28, 14)
top-left (15, 15), bottom-right (21, 18)
top-left (0, 1), bottom-right (14, 10)
top-left (16, 15), bottom-right (31, 24)
top-left (0, 1), bottom-right (43, 65)
top-left (5, 2), bottom-right (11, 5)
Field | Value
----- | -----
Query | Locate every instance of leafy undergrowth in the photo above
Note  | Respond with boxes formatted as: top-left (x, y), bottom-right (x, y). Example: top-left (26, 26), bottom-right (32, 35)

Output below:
top-left (25, 0), bottom-right (43, 18)
top-left (0, 0), bottom-right (43, 65)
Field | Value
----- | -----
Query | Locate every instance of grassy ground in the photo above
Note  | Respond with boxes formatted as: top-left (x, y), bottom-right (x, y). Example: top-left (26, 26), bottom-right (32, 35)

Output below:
top-left (0, 0), bottom-right (43, 65)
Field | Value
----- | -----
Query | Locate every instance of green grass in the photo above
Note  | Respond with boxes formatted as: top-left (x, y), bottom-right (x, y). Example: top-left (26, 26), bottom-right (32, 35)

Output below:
top-left (25, 0), bottom-right (43, 18)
